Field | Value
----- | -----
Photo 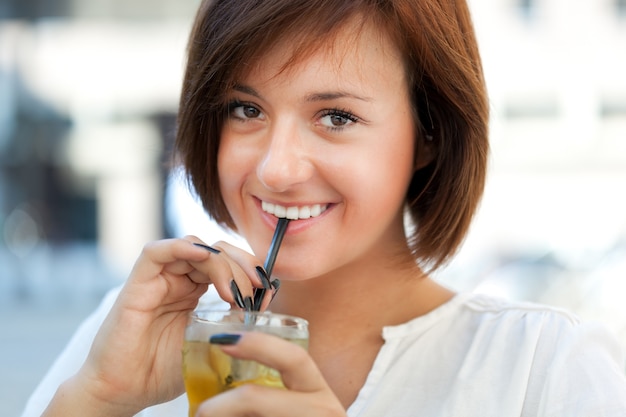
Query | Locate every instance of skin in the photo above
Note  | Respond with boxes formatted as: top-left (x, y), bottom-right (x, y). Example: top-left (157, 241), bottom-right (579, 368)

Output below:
top-left (42, 18), bottom-right (454, 417)
top-left (219, 23), bottom-right (418, 283)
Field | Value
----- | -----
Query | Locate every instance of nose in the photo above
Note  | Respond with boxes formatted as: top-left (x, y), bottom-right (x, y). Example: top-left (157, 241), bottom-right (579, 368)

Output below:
top-left (256, 121), bottom-right (314, 192)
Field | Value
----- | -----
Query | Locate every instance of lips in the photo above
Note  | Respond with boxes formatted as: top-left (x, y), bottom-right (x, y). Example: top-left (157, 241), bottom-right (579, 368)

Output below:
top-left (261, 201), bottom-right (328, 220)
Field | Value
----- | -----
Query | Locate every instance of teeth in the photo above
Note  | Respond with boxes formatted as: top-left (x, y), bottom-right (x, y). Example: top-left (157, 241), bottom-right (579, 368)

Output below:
top-left (274, 204), bottom-right (286, 218)
top-left (299, 206), bottom-right (311, 219)
top-left (286, 206), bottom-right (299, 220)
top-left (262, 201), bottom-right (327, 220)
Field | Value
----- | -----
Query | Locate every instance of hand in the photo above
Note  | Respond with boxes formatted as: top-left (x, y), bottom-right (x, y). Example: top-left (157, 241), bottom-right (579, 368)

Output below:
top-left (45, 237), bottom-right (272, 417)
top-left (196, 332), bottom-right (346, 417)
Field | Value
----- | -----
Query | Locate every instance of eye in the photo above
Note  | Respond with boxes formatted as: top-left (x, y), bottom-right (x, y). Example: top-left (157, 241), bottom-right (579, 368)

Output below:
top-left (228, 101), bottom-right (264, 120)
top-left (319, 109), bottom-right (359, 130)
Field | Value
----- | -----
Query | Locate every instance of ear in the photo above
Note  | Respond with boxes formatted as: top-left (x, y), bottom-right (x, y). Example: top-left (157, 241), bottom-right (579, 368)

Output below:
top-left (414, 133), bottom-right (435, 170)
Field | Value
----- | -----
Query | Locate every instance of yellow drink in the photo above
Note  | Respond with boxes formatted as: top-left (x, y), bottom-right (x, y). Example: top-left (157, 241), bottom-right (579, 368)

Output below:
top-left (183, 340), bottom-right (288, 416)
top-left (182, 310), bottom-right (309, 417)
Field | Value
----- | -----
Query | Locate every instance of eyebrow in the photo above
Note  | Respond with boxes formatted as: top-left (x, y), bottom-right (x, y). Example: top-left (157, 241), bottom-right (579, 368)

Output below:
top-left (304, 91), bottom-right (372, 103)
top-left (233, 84), bottom-right (371, 103)
top-left (233, 84), bottom-right (261, 98)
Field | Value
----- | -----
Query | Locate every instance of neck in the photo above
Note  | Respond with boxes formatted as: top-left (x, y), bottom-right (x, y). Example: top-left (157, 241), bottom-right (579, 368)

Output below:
top-left (269, 244), bottom-right (453, 332)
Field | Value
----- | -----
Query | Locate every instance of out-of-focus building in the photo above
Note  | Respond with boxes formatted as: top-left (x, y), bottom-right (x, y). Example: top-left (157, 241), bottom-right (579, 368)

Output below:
top-left (462, 0), bottom-right (626, 249)
top-left (444, 0), bottom-right (626, 343)
top-left (0, 0), bottom-right (200, 306)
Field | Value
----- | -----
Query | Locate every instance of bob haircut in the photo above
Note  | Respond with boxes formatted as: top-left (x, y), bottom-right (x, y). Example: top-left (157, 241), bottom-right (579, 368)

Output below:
top-left (176, 0), bottom-right (489, 271)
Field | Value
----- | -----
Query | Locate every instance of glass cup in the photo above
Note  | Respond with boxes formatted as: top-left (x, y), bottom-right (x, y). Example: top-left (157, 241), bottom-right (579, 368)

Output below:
top-left (182, 310), bottom-right (309, 417)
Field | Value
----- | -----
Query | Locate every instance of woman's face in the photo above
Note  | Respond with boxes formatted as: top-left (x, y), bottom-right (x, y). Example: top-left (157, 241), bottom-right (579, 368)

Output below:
top-left (218, 21), bottom-right (418, 280)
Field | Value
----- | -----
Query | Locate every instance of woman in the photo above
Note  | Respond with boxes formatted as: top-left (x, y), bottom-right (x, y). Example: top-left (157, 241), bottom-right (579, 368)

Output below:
top-left (27, 0), bottom-right (626, 416)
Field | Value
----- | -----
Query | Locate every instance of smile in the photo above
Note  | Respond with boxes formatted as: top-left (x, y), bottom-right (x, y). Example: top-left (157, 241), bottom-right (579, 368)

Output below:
top-left (261, 201), bottom-right (328, 220)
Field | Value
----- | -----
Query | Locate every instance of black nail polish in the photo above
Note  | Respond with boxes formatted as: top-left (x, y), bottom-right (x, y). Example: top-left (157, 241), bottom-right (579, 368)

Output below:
top-left (210, 333), bottom-right (241, 345)
top-left (256, 266), bottom-right (271, 289)
top-left (252, 291), bottom-right (263, 311)
top-left (230, 280), bottom-right (245, 309)
top-left (243, 296), bottom-right (253, 312)
top-left (270, 279), bottom-right (281, 301)
top-left (193, 243), bottom-right (220, 254)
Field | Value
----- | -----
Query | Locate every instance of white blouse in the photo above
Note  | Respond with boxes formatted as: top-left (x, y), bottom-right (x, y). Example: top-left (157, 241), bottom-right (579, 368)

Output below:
top-left (21, 287), bottom-right (626, 417)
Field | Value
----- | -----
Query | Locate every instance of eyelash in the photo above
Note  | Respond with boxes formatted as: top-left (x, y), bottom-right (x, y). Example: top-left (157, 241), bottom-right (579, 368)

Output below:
top-left (226, 100), bottom-right (260, 120)
top-left (318, 108), bottom-right (360, 131)
top-left (225, 100), bottom-right (360, 131)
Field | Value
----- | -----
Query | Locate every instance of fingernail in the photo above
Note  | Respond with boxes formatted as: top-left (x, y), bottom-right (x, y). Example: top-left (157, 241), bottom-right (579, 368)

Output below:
top-left (209, 333), bottom-right (241, 345)
top-left (256, 266), bottom-right (271, 289)
top-left (230, 280), bottom-right (245, 309)
top-left (252, 290), bottom-right (264, 311)
top-left (270, 279), bottom-right (281, 301)
top-left (243, 296), bottom-right (253, 312)
top-left (193, 243), bottom-right (220, 254)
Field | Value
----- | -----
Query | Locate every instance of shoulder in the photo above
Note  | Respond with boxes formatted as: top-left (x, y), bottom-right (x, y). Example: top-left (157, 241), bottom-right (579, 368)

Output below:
top-left (456, 292), bottom-right (583, 337)
top-left (460, 293), bottom-right (626, 414)
top-left (460, 292), bottom-right (579, 322)
top-left (386, 292), bottom-right (583, 344)
top-left (456, 293), bottom-right (624, 361)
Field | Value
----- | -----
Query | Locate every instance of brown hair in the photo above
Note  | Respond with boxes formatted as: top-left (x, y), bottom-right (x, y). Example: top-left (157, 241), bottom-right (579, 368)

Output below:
top-left (175, 0), bottom-right (489, 271)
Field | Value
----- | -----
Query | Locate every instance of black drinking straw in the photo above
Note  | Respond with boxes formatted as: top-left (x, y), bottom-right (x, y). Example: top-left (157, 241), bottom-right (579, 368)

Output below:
top-left (252, 217), bottom-right (290, 310)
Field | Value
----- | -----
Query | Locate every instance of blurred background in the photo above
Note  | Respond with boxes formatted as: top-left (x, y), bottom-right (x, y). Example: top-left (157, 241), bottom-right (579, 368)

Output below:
top-left (1, 0), bottom-right (625, 416)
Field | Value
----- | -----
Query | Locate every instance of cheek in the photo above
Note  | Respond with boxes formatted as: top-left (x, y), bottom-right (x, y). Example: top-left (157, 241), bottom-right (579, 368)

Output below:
top-left (217, 135), bottom-right (249, 212)
top-left (329, 139), bottom-right (413, 230)
top-left (363, 127), bottom-right (415, 205)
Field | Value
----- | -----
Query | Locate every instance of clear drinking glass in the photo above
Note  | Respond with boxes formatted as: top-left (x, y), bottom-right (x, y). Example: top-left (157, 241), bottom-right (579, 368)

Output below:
top-left (182, 310), bottom-right (309, 417)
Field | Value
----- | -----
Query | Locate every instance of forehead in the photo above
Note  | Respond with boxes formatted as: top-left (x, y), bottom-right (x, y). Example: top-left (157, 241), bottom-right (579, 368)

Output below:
top-left (240, 17), bottom-right (406, 88)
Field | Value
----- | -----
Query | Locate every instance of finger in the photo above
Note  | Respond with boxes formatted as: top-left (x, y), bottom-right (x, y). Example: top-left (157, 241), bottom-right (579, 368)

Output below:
top-left (196, 385), bottom-right (341, 417)
top-left (119, 239), bottom-right (214, 309)
top-left (214, 242), bottom-right (259, 307)
top-left (216, 332), bottom-right (324, 393)
top-left (222, 246), bottom-right (274, 311)
top-left (256, 279), bottom-right (280, 311)
top-left (129, 238), bottom-right (214, 284)
top-left (214, 241), bottom-right (269, 289)
top-left (183, 239), bottom-right (251, 308)
top-left (214, 242), bottom-right (273, 311)
top-left (191, 240), bottom-right (266, 309)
